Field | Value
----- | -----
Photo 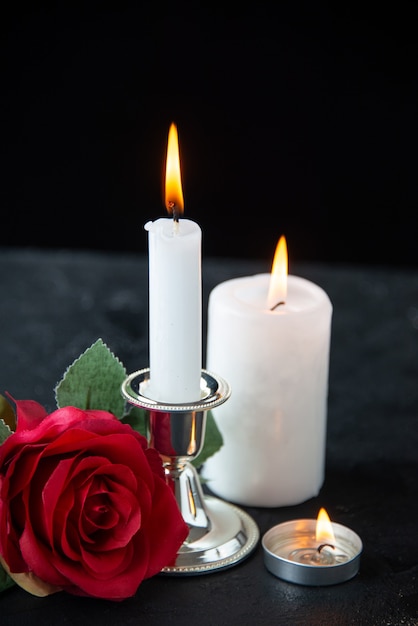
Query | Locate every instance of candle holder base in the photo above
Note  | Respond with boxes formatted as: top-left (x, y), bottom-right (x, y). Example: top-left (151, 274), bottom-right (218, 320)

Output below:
top-left (121, 368), bottom-right (259, 575)
top-left (162, 491), bottom-right (259, 575)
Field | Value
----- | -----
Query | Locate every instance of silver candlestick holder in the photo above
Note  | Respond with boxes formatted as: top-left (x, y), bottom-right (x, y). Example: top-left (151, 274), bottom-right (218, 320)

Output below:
top-left (121, 368), bottom-right (259, 575)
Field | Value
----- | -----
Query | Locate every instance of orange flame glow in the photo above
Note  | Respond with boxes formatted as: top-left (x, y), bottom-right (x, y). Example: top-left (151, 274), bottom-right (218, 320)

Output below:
top-left (165, 122), bottom-right (184, 216)
top-left (315, 507), bottom-right (336, 545)
top-left (267, 235), bottom-right (288, 310)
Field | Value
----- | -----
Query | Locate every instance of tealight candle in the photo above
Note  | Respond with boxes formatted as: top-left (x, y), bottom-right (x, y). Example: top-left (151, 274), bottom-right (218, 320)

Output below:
top-left (262, 508), bottom-right (363, 585)
top-left (144, 123), bottom-right (202, 403)
top-left (202, 237), bottom-right (333, 507)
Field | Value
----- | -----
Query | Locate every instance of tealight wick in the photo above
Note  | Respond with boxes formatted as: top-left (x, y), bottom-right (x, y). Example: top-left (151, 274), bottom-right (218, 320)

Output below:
top-left (317, 543), bottom-right (335, 553)
top-left (270, 300), bottom-right (286, 311)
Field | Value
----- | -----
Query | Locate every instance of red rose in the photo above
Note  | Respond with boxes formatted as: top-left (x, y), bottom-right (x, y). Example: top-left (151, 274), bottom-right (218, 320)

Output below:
top-left (0, 398), bottom-right (188, 600)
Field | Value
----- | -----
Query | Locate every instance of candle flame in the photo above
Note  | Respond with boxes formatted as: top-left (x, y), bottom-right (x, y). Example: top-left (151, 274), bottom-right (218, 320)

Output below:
top-left (267, 235), bottom-right (288, 310)
top-left (315, 507), bottom-right (336, 545)
top-left (165, 122), bottom-right (184, 217)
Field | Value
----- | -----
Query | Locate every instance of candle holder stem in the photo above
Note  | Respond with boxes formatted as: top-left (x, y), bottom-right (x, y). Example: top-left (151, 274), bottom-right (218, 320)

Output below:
top-left (168, 461), bottom-right (210, 541)
top-left (121, 368), bottom-right (259, 575)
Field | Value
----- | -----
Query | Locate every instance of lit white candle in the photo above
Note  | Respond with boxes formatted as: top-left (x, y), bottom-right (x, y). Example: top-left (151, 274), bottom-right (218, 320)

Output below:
top-left (202, 236), bottom-right (333, 507)
top-left (144, 123), bottom-right (202, 403)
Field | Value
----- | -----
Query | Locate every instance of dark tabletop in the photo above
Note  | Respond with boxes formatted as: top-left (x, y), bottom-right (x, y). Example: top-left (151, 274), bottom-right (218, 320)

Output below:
top-left (0, 247), bottom-right (417, 625)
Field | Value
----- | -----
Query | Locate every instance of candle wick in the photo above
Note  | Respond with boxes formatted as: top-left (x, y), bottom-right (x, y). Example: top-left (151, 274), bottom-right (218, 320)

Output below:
top-left (270, 300), bottom-right (286, 311)
top-left (168, 201), bottom-right (180, 235)
top-left (168, 201), bottom-right (180, 223)
top-left (317, 543), bottom-right (335, 553)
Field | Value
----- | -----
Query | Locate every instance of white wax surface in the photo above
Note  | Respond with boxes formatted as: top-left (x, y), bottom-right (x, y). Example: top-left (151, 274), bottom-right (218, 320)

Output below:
top-left (202, 273), bottom-right (333, 507)
top-left (145, 218), bottom-right (202, 403)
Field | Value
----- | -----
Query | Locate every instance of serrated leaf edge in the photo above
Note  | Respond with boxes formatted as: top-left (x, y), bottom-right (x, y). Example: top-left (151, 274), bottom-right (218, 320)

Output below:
top-left (54, 338), bottom-right (126, 406)
top-left (0, 418), bottom-right (13, 442)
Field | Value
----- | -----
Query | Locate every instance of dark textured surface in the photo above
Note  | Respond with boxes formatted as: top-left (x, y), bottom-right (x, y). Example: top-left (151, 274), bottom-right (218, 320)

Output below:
top-left (0, 247), bottom-right (417, 625)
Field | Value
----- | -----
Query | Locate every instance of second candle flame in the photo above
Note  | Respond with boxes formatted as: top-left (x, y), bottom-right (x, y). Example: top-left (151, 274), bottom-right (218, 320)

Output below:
top-left (165, 122), bottom-right (184, 219)
top-left (267, 235), bottom-right (288, 310)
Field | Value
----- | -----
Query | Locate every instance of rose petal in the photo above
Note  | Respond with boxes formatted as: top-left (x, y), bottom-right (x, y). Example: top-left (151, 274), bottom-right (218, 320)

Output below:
top-left (143, 474), bottom-right (189, 578)
top-left (5, 395), bottom-right (48, 432)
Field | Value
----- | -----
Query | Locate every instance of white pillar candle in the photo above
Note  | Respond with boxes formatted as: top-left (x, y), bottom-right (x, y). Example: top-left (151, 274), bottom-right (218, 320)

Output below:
top-left (144, 123), bottom-right (202, 404)
top-left (202, 271), bottom-right (333, 507)
top-left (144, 217), bottom-right (202, 403)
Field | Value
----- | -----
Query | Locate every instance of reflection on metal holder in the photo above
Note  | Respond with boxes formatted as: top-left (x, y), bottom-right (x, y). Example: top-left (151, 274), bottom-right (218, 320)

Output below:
top-left (121, 368), bottom-right (259, 575)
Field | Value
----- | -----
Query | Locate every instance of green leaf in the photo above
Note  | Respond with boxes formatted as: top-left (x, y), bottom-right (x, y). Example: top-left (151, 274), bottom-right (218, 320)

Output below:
top-left (121, 406), bottom-right (148, 438)
top-left (0, 394), bottom-right (16, 432)
top-left (0, 561), bottom-right (15, 593)
top-left (54, 338), bottom-right (127, 418)
top-left (192, 411), bottom-right (223, 470)
top-left (0, 418), bottom-right (13, 445)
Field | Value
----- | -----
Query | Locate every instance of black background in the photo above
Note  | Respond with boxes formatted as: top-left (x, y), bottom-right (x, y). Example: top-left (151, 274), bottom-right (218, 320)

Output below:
top-left (1, 2), bottom-right (417, 268)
